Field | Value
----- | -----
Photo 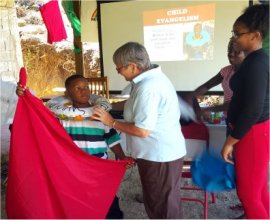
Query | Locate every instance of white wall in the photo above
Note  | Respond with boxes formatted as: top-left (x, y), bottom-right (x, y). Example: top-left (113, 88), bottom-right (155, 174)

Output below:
top-left (81, 0), bottom-right (99, 43)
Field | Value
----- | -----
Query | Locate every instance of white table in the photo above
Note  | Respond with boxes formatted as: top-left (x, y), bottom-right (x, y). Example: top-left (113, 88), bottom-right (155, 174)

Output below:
top-left (206, 123), bottom-right (227, 159)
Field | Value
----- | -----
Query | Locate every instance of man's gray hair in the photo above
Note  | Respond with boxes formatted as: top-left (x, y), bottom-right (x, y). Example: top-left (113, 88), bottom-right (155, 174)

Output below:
top-left (113, 42), bottom-right (151, 71)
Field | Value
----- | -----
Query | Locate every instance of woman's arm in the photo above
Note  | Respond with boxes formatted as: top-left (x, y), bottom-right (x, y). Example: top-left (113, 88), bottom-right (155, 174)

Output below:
top-left (91, 106), bottom-right (150, 138)
top-left (202, 101), bottom-right (230, 113)
top-left (110, 120), bottom-right (150, 138)
top-left (184, 73), bottom-right (223, 105)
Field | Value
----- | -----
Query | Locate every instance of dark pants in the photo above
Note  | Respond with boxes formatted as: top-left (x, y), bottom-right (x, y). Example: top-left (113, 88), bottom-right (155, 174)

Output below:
top-left (106, 196), bottom-right (123, 219)
top-left (137, 157), bottom-right (184, 219)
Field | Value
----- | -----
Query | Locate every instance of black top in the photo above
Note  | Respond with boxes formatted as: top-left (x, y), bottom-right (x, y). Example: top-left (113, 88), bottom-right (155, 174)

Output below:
top-left (228, 49), bottom-right (269, 139)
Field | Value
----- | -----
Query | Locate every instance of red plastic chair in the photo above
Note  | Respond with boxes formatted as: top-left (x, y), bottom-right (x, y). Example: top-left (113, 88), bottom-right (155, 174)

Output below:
top-left (181, 121), bottom-right (216, 219)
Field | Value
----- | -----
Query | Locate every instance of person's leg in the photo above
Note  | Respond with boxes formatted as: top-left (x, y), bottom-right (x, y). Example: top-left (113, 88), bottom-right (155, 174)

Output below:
top-left (106, 196), bottom-right (123, 219)
top-left (260, 120), bottom-right (270, 217)
top-left (137, 158), bottom-right (183, 219)
top-left (235, 120), bottom-right (269, 219)
top-left (261, 178), bottom-right (270, 217)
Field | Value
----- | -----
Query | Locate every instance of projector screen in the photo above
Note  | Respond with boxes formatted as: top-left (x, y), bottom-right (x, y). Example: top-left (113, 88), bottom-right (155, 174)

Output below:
top-left (98, 0), bottom-right (249, 92)
top-left (143, 3), bottom-right (215, 62)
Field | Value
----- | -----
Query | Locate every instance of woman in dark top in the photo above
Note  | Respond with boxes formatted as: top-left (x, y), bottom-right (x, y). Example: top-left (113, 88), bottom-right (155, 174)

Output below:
top-left (221, 4), bottom-right (269, 219)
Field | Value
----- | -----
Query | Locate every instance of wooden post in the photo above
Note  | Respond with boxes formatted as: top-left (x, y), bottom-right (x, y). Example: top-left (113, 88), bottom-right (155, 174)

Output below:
top-left (73, 0), bottom-right (84, 75)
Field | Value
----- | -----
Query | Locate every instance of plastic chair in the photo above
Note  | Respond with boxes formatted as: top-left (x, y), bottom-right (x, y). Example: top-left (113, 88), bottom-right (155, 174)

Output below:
top-left (181, 121), bottom-right (216, 219)
top-left (86, 77), bottom-right (109, 99)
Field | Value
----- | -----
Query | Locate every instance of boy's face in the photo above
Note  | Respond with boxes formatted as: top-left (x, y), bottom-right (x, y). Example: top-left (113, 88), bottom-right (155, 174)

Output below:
top-left (65, 78), bottom-right (91, 108)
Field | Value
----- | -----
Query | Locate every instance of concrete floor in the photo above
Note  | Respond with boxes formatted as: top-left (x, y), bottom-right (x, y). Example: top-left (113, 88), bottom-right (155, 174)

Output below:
top-left (117, 166), bottom-right (243, 219)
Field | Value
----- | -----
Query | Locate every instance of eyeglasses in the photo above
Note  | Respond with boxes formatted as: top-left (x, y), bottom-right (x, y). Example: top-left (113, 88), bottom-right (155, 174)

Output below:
top-left (116, 64), bottom-right (129, 73)
top-left (231, 31), bottom-right (250, 38)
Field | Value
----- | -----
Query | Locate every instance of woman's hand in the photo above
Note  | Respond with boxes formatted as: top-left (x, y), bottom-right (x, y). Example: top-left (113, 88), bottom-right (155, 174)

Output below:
top-left (91, 106), bottom-right (114, 126)
top-left (221, 135), bottom-right (239, 164)
top-left (221, 144), bottom-right (234, 164)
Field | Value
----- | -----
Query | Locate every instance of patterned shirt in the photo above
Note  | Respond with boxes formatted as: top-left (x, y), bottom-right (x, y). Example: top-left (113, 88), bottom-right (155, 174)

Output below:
top-left (220, 65), bottom-right (235, 103)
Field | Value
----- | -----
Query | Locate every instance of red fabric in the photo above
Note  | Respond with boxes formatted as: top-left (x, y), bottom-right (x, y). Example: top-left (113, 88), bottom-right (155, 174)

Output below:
top-left (181, 122), bottom-right (209, 142)
top-left (39, 0), bottom-right (67, 44)
top-left (6, 68), bottom-right (127, 218)
top-left (19, 67), bottom-right (27, 86)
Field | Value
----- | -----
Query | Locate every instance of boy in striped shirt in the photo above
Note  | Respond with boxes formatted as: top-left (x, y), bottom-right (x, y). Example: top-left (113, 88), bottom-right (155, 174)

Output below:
top-left (50, 74), bottom-right (131, 219)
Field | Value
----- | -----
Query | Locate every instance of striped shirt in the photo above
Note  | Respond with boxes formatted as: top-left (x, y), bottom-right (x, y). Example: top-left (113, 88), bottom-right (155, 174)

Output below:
top-left (61, 119), bottom-right (121, 159)
top-left (220, 65), bottom-right (235, 103)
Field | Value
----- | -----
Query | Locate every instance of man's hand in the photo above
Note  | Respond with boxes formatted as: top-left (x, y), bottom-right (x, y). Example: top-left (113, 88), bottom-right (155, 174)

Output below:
top-left (16, 83), bottom-right (27, 96)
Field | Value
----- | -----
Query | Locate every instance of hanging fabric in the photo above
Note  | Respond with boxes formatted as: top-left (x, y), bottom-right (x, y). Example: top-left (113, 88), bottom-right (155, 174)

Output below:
top-left (61, 0), bottom-right (82, 53)
top-left (39, 0), bottom-right (67, 44)
top-left (61, 0), bottom-right (81, 37)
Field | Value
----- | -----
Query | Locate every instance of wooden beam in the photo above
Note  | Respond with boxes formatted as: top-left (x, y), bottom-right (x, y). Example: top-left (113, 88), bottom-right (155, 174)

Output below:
top-left (73, 0), bottom-right (84, 75)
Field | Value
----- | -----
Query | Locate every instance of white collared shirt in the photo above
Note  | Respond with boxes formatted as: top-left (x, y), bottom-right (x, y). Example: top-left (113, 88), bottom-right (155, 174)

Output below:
top-left (123, 65), bottom-right (186, 162)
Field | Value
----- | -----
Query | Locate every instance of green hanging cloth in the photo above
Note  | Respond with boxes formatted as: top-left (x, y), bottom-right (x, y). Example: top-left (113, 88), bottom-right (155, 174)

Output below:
top-left (62, 0), bottom-right (81, 37)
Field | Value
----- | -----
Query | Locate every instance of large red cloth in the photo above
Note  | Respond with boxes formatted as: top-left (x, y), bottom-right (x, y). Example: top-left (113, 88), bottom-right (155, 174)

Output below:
top-left (6, 67), bottom-right (127, 218)
top-left (39, 0), bottom-right (67, 44)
